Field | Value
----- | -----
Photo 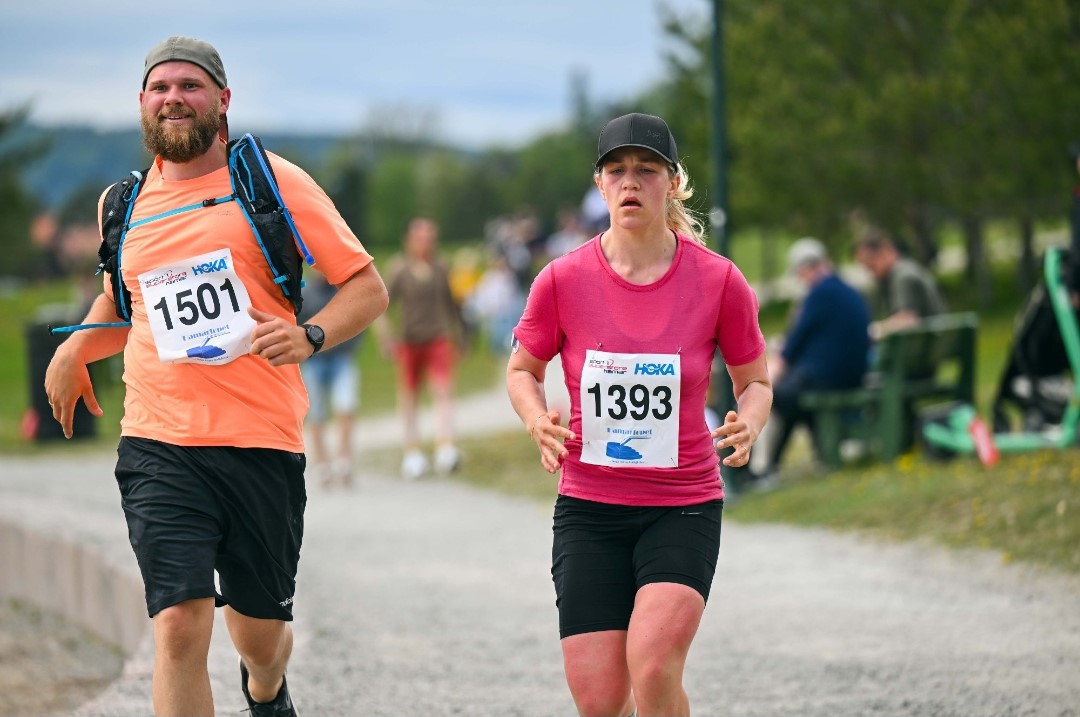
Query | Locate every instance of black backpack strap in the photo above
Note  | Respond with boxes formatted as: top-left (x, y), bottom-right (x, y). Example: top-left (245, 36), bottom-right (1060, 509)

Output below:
top-left (228, 134), bottom-right (314, 315)
top-left (98, 169), bottom-right (148, 322)
top-left (48, 169), bottom-right (146, 335)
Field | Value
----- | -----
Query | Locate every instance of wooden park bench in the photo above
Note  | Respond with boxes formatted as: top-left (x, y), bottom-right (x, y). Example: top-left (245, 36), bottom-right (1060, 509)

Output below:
top-left (797, 312), bottom-right (979, 468)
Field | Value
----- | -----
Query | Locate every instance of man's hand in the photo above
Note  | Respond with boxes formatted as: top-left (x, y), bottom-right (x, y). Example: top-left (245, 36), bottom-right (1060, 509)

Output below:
top-left (248, 307), bottom-right (312, 366)
top-left (44, 344), bottom-right (103, 439)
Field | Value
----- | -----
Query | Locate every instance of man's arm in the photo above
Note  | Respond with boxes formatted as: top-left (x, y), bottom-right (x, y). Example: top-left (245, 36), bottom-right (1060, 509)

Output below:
top-left (315, 263), bottom-right (390, 350)
top-left (249, 262), bottom-right (389, 366)
top-left (44, 293), bottom-right (131, 438)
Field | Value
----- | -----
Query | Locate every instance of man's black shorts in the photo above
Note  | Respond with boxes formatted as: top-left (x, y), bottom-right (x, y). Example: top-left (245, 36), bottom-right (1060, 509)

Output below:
top-left (551, 494), bottom-right (723, 639)
top-left (115, 437), bottom-right (307, 620)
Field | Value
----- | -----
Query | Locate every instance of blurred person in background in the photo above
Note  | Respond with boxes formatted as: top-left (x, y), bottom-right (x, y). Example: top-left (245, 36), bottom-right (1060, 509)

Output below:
top-left (546, 206), bottom-right (590, 259)
top-left (580, 183), bottom-right (611, 236)
top-left (299, 270), bottom-right (364, 489)
top-left (755, 237), bottom-right (870, 482)
top-left (854, 227), bottom-right (947, 339)
top-left (379, 217), bottom-right (468, 479)
top-left (507, 112), bottom-right (771, 717)
top-left (465, 247), bottom-right (525, 356)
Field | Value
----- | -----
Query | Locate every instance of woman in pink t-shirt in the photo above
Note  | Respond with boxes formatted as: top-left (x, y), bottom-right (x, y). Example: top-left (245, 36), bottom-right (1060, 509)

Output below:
top-left (507, 113), bottom-right (772, 716)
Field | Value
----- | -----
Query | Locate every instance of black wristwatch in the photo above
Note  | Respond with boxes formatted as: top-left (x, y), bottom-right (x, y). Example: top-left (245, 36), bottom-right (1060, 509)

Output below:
top-left (302, 324), bottom-right (325, 354)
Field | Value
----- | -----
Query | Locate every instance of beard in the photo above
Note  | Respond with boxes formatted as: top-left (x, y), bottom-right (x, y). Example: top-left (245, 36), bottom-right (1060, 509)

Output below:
top-left (141, 102), bottom-right (222, 163)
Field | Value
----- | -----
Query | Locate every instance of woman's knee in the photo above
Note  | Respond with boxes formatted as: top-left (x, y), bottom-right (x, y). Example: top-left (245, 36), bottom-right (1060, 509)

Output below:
top-left (568, 682), bottom-right (633, 717)
top-left (563, 631), bottom-right (633, 717)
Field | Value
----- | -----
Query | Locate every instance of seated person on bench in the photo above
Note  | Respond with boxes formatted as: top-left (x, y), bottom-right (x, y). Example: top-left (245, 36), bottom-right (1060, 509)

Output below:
top-left (753, 238), bottom-right (871, 482)
top-left (854, 228), bottom-right (947, 340)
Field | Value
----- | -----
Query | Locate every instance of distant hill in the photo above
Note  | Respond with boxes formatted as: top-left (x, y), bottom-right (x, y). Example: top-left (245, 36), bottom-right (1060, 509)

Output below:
top-left (18, 124), bottom-right (346, 212)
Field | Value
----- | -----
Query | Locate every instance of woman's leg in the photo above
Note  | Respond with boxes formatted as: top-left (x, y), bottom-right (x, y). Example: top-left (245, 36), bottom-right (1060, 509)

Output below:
top-left (561, 630), bottom-right (636, 717)
top-left (626, 583), bottom-right (706, 716)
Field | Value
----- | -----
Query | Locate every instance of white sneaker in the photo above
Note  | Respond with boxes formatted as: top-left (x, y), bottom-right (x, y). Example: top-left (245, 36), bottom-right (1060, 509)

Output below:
top-left (332, 457), bottom-right (353, 486)
top-left (434, 444), bottom-right (461, 475)
top-left (401, 450), bottom-right (428, 481)
top-left (309, 461), bottom-right (332, 488)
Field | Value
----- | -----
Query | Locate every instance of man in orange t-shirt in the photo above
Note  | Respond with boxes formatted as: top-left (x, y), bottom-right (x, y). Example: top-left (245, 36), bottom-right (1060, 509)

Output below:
top-left (44, 36), bottom-right (388, 717)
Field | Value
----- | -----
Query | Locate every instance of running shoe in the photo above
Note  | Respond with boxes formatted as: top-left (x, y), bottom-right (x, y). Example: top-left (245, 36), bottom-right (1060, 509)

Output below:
top-left (240, 658), bottom-right (298, 716)
top-left (434, 443), bottom-right (461, 474)
top-left (401, 449), bottom-right (429, 480)
top-left (331, 457), bottom-right (354, 487)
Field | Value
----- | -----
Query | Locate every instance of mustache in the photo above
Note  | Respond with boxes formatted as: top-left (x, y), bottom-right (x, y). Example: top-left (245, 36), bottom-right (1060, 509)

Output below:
top-left (156, 105), bottom-right (196, 121)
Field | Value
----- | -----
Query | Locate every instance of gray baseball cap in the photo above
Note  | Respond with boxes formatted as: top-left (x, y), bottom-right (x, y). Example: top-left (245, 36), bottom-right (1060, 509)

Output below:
top-left (595, 113), bottom-right (679, 168)
top-left (787, 237), bottom-right (829, 273)
top-left (143, 36), bottom-right (227, 89)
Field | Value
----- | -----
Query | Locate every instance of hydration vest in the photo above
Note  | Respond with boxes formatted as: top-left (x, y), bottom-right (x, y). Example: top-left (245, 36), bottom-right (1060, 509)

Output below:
top-left (50, 133), bottom-right (315, 334)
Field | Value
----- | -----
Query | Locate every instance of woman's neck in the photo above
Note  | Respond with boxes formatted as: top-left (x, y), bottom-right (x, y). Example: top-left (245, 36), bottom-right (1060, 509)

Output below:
top-left (600, 226), bottom-right (677, 285)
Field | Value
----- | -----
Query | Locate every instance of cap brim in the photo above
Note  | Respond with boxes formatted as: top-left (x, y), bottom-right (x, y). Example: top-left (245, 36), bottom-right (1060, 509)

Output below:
top-left (595, 144), bottom-right (678, 168)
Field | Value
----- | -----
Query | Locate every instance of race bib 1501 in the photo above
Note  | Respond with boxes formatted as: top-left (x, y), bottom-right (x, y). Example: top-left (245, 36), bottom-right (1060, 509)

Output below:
top-left (579, 350), bottom-right (681, 468)
top-left (138, 248), bottom-right (256, 365)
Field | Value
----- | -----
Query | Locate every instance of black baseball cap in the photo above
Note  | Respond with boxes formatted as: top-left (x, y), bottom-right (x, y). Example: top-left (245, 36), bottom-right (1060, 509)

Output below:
top-left (143, 36), bottom-right (227, 89)
top-left (595, 113), bottom-right (679, 168)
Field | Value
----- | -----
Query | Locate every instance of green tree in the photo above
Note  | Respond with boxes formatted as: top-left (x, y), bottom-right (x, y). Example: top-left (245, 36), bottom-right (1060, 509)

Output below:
top-left (0, 106), bottom-right (51, 278)
top-left (658, 0), bottom-right (1080, 304)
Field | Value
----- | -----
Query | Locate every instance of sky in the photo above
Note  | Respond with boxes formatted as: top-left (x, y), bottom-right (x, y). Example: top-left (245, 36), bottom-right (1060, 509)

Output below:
top-left (0, 0), bottom-right (707, 150)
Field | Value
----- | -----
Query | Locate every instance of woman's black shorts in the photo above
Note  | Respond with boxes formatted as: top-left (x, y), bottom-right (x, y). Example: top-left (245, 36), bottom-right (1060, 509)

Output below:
top-left (551, 494), bottom-right (724, 639)
top-left (115, 437), bottom-right (307, 620)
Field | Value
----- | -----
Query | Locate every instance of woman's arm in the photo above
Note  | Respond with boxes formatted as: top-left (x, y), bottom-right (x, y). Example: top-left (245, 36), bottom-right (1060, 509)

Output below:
top-left (711, 353), bottom-right (773, 468)
top-left (506, 341), bottom-right (575, 474)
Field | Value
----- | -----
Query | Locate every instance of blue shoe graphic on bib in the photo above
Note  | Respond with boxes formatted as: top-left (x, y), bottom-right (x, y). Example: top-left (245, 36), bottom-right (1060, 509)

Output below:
top-left (187, 338), bottom-right (226, 359)
top-left (606, 436), bottom-right (644, 460)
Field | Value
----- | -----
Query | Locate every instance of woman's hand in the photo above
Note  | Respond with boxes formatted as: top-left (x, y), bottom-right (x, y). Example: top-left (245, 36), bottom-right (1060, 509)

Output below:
top-left (711, 410), bottom-right (758, 468)
top-left (528, 409), bottom-right (576, 474)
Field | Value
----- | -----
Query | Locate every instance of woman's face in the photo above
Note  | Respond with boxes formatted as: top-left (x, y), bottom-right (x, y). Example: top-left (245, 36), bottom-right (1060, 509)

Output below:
top-left (595, 147), bottom-right (679, 234)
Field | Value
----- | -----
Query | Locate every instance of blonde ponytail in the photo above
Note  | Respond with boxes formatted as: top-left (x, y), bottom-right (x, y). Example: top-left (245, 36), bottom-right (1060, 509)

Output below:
top-left (666, 164), bottom-right (707, 246)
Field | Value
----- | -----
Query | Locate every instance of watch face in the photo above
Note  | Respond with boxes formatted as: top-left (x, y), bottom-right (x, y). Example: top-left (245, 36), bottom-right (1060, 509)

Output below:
top-left (305, 324), bottom-right (325, 348)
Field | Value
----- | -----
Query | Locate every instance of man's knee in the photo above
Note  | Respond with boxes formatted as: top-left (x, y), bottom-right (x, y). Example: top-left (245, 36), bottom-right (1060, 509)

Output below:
top-left (154, 600), bottom-right (213, 661)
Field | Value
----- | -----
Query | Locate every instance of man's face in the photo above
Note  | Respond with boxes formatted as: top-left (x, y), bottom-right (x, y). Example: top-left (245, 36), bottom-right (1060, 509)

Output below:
top-left (855, 246), bottom-right (890, 280)
top-left (140, 61), bottom-right (229, 163)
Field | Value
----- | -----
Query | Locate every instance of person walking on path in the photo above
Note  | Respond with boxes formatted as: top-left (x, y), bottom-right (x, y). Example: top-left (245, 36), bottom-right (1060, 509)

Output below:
top-left (43, 35), bottom-right (388, 717)
top-left (379, 217), bottom-right (469, 480)
top-left (506, 112), bottom-right (772, 717)
top-left (298, 270), bottom-right (365, 488)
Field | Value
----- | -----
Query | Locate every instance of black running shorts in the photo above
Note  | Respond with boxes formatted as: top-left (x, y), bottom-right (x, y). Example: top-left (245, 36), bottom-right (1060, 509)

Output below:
top-left (551, 494), bottom-right (723, 639)
top-left (115, 437), bottom-right (307, 620)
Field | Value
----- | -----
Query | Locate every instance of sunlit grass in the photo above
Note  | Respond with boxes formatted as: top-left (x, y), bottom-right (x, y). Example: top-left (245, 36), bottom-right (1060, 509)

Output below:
top-left (732, 446), bottom-right (1080, 574)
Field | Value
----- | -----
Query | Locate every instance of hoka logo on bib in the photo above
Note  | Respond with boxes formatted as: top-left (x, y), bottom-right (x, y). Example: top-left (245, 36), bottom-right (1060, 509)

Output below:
top-left (635, 362), bottom-right (676, 376)
top-left (192, 257), bottom-right (229, 275)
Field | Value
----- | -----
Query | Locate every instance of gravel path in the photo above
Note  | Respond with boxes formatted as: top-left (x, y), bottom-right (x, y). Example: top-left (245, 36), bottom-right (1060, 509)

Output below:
top-left (2, 385), bottom-right (1079, 716)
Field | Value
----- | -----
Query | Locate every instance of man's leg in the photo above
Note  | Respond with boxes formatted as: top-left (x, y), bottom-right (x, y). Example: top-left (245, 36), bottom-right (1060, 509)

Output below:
top-left (398, 344), bottom-right (422, 449)
top-left (767, 368), bottom-right (810, 470)
top-left (398, 343), bottom-right (430, 478)
top-left (330, 356), bottom-right (359, 484)
top-left (225, 606), bottom-right (293, 703)
top-left (151, 597), bottom-right (216, 716)
top-left (429, 337), bottom-right (461, 472)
